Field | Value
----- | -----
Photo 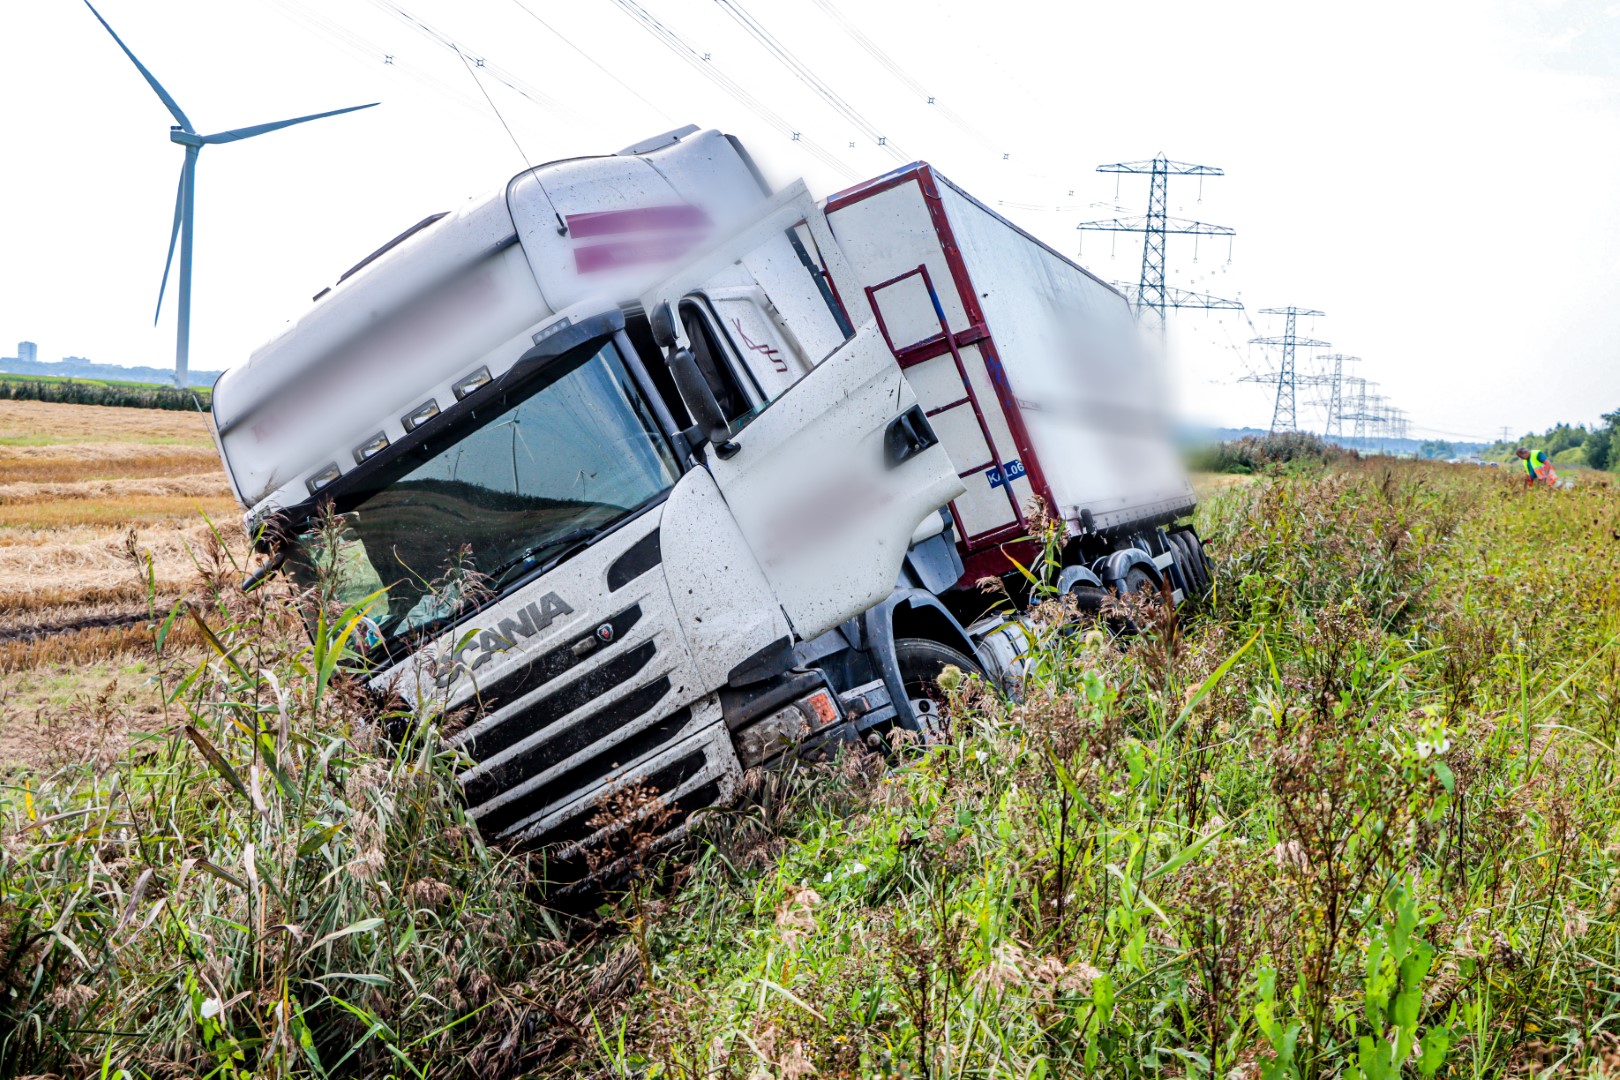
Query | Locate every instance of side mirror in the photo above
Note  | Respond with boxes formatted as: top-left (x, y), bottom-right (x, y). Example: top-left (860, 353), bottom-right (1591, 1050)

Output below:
top-left (669, 348), bottom-right (739, 459)
top-left (649, 301), bottom-right (679, 349)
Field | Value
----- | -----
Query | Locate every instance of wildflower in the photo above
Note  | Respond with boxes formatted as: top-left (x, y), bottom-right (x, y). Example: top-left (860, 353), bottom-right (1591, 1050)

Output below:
top-left (781, 1041), bottom-right (817, 1079)
top-left (774, 885), bottom-right (821, 949)
top-left (1272, 839), bottom-right (1309, 872)
top-left (1060, 962), bottom-right (1103, 994)
top-left (973, 941), bottom-right (1027, 991)
top-left (405, 878), bottom-right (453, 909)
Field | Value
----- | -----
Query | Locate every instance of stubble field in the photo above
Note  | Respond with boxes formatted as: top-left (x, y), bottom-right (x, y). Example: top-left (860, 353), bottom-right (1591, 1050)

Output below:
top-left (0, 399), bottom-right (238, 768)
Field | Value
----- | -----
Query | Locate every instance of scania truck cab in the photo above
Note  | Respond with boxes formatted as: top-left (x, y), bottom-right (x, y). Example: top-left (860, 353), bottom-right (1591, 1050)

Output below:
top-left (214, 128), bottom-right (987, 884)
top-left (213, 126), bottom-right (1210, 884)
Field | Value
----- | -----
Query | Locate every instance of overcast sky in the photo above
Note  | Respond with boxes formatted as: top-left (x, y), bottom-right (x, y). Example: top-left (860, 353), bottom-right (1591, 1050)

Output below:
top-left (3, 0), bottom-right (1617, 440)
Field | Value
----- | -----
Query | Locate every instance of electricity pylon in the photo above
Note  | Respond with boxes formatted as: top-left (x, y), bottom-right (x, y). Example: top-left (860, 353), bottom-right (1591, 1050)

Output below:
top-left (1076, 155), bottom-right (1239, 342)
top-left (1314, 354), bottom-right (1360, 439)
top-left (1241, 307), bottom-right (1328, 433)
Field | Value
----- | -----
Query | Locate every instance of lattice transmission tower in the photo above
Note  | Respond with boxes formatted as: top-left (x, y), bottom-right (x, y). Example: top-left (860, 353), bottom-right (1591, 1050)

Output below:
top-left (1241, 307), bottom-right (1328, 433)
top-left (1076, 155), bottom-right (1240, 343)
top-left (1314, 353), bottom-right (1360, 439)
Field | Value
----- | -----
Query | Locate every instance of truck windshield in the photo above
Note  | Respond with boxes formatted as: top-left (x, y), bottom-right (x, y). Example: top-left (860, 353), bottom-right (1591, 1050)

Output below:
top-left (290, 339), bottom-right (678, 646)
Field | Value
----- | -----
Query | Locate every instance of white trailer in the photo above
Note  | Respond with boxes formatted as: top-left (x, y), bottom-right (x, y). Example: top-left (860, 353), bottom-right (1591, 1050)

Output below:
top-left (825, 164), bottom-right (1196, 587)
top-left (212, 127), bottom-right (1209, 887)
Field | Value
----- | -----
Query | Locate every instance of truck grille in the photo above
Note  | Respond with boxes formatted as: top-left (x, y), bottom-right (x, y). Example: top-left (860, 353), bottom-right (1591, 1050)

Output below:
top-left (468, 688), bottom-right (684, 835)
top-left (461, 603), bottom-right (646, 726)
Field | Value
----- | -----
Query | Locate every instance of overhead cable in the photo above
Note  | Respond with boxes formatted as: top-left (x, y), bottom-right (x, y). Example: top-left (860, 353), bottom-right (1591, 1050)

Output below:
top-left (806, 0), bottom-right (997, 154)
top-left (712, 0), bottom-right (906, 162)
top-left (605, 0), bottom-right (857, 179)
top-left (505, 0), bottom-right (677, 124)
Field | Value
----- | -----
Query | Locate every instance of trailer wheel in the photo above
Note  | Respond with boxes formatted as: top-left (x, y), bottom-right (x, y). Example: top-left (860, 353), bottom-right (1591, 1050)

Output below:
top-left (1121, 565), bottom-right (1160, 597)
top-left (1179, 532), bottom-right (1212, 595)
top-left (894, 637), bottom-right (984, 738)
top-left (1170, 533), bottom-right (1207, 597)
top-left (1101, 565), bottom-right (1164, 637)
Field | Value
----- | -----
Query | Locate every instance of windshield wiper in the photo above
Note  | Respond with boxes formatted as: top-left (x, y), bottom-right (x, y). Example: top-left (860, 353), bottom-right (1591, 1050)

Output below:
top-left (483, 526), bottom-right (603, 592)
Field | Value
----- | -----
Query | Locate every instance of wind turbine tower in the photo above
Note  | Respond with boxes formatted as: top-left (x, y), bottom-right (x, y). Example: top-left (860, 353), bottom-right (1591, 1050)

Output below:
top-left (83, 2), bottom-right (377, 387)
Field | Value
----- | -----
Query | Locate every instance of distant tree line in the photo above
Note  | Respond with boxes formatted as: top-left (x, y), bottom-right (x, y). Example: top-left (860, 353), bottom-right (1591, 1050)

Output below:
top-left (1189, 431), bottom-right (1356, 474)
top-left (1488, 409), bottom-right (1620, 473)
top-left (0, 376), bottom-right (210, 412)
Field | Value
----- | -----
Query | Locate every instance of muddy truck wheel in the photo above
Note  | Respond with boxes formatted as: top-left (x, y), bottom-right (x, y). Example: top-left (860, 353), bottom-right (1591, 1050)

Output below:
top-left (894, 637), bottom-right (984, 739)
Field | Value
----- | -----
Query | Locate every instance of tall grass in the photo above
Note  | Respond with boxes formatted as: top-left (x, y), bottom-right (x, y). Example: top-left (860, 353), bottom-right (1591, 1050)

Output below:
top-left (574, 463), bottom-right (1620, 1078)
top-left (4, 461), bottom-right (1618, 1077)
top-left (0, 536), bottom-right (584, 1077)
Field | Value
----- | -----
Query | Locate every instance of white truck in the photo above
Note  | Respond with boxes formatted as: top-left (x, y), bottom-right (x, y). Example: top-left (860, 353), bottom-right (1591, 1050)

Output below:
top-left (212, 126), bottom-right (1208, 886)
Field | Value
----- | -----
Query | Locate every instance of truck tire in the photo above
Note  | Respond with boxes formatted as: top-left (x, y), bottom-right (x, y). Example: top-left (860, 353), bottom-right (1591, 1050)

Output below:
top-left (894, 637), bottom-right (984, 736)
top-left (1069, 582), bottom-right (1109, 622)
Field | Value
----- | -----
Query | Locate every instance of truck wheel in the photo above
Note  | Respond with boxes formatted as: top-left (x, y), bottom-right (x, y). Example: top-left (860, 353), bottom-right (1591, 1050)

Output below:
top-left (1102, 565), bottom-right (1163, 636)
top-left (894, 637), bottom-right (984, 737)
top-left (1069, 582), bottom-right (1109, 623)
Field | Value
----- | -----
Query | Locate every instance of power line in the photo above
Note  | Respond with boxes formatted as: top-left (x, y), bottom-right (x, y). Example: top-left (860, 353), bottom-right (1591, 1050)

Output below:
top-left (365, 0), bottom-right (591, 129)
top-left (505, 0), bottom-right (676, 123)
top-left (605, 0), bottom-right (858, 180)
top-left (257, 0), bottom-right (490, 118)
top-left (805, 0), bottom-right (998, 155)
top-left (712, 0), bottom-right (906, 161)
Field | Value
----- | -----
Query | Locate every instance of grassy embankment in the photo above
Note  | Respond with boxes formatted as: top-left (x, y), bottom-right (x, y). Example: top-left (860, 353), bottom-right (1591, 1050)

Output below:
top-left (3, 455), bottom-right (1619, 1078)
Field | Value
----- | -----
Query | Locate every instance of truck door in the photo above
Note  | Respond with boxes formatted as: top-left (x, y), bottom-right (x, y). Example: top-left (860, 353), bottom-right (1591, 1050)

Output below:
top-left (643, 185), bottom-right (964, 641)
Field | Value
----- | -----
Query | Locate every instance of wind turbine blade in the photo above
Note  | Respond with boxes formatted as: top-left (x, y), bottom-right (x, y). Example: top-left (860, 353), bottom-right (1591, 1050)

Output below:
top-left (81, 0), bottom-right (193, 132)
top-left (154, 164), bottom-right (186, 325)
top-left (199, 102), bottom-right (378, 144)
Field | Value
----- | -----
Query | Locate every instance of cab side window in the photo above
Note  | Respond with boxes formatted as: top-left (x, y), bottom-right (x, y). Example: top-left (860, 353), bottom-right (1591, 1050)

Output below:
top-left (680, 301), bottom-right (758, 430)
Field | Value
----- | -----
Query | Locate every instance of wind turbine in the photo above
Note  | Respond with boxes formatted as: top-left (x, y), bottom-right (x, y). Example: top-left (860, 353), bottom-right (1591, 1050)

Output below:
top-left (82, 2), bottom-right (377, 387)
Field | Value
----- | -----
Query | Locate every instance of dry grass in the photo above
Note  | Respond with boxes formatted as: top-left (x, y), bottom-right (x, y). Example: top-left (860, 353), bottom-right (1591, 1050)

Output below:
top-left (0, 400), bottom-right (237, 765)
top-left (0, 444), bottom-right (224, 484)
top-left (0, 493), bottom-right (237, 529)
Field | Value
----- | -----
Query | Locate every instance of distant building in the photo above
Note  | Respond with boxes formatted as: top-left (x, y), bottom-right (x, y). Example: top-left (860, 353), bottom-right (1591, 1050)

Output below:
top-left (16, 341), bottom-right (37, 365)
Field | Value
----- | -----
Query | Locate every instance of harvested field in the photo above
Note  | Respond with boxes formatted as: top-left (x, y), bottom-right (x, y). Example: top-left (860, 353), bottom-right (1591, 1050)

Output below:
top-left (0, 400), bottom-right (237, 766)
top-left (0, 398), bottom-right (216, 444)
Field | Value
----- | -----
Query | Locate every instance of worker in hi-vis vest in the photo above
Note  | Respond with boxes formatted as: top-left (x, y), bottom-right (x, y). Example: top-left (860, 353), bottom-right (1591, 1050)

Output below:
top-left (1516, 447), bottom-right (1555, 487)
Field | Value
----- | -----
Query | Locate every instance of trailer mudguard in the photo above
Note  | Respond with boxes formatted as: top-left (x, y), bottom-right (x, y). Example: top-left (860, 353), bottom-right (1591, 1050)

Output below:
top-left (861, 589), bottom-right (979, 730)
top-left (1055, 564), bottom-right (1105, 595)
top-left (1091, 548), bottom-right (1160, 592)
